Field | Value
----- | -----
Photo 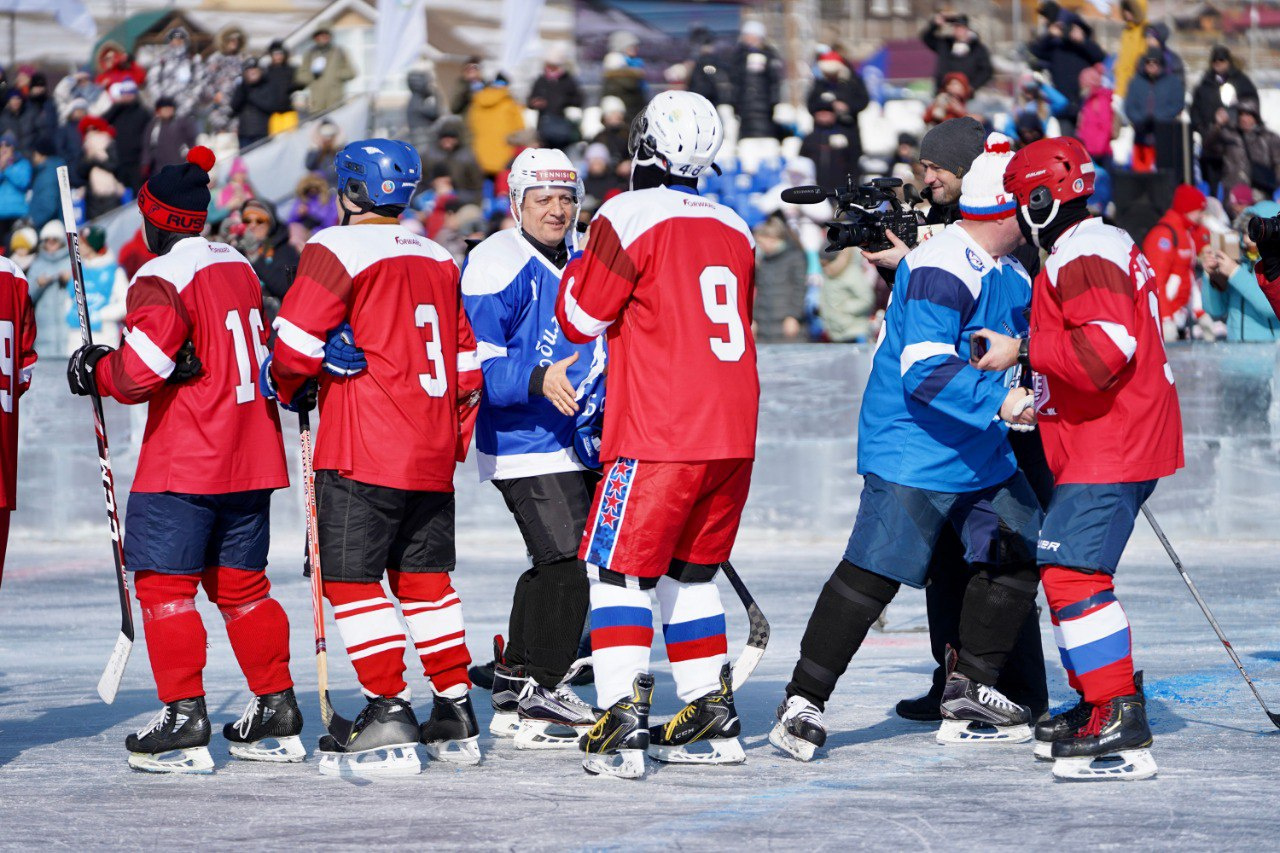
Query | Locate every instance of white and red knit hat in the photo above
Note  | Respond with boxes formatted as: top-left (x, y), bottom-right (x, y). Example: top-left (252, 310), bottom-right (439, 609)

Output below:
top-left (959, 133), bottom-right (1017, 221)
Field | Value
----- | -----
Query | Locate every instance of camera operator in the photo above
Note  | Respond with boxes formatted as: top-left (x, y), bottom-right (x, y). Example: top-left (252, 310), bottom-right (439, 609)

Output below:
top-left (859, 116), bottom-right (1052, 723)
top-left (1248, 211), bottom-right (1280, 321)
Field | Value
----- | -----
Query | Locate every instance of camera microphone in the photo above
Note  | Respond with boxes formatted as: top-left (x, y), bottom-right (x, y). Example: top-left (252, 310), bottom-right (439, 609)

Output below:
top-left (780, 185), bottom-right (830, 204)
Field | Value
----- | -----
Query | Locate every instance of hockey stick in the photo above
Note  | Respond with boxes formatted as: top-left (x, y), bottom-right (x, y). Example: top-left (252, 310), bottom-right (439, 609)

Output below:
top-left (297, 408), bottom-right (338, 730)
top-left (58, 166), bottom-right (133, 704)
top-left (722, 563), bottom-right (769, 691)
top-left (1142, 505), bottom-right (1280, 728)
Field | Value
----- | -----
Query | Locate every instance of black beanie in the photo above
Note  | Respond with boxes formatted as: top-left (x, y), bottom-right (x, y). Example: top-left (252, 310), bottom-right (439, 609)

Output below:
top-left (139, 146), bottom-right (216, 233)
top-left (919, 116), bottom-right (985, 178)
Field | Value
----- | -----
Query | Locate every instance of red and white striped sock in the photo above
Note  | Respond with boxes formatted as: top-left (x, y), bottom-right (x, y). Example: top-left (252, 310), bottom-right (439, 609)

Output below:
top-left (389, 570), bottom-right (472, 696)
top-left (325, 580), bottom-right (409, 699)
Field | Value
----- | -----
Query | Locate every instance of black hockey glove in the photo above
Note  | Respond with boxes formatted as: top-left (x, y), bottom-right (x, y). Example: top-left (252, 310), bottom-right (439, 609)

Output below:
top-left (165, 340), bottom-right (203, 385)
top-left (66, 344), bottom-right (113, 397)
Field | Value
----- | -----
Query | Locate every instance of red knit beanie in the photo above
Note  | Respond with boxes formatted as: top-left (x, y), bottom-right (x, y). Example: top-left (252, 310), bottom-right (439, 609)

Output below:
top-left (138, 146), bottom-right (216, 233)
top-left (1172, 184), bottom-right (1206, 215)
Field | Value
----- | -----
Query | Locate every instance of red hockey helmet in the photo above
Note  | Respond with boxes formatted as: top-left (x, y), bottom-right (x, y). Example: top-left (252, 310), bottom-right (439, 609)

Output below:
top-left (1003, 136), bottom-right (1095, 214)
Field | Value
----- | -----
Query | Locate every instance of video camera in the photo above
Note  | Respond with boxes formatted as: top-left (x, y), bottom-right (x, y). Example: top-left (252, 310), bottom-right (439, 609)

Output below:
top-left (780, 176), bottom-right (924, 253)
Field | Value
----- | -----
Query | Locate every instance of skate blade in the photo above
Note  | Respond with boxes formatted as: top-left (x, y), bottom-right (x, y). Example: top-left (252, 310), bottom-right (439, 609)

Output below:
top-left (647, 737), bottom-right (746, 765)
top-left (768, 722), bottom-right (817, 762)
top-left (317, 744), bottom-right (421, 778)
top-left (582, 748), bottom-right (645, 779)
top-left (936, 719), bottom-right (1032, 745)
top-left (228, 735), bottom-right (307, 763)
top-left (424, 736), bottom-right (482, 766)
top-left (489, 711), bottom-right (519, 738)
top-left (1052, 748), bottom-right (1157, 782)
top-left (514, 720), bottom-right (584, 750)
top-left (1033, 740), bottom-right (1054, 761)
top-left (128, 746), bottom-right (214, 775)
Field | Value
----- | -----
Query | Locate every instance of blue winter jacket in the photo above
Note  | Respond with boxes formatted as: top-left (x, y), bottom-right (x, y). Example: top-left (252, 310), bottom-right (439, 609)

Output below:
top-left (28, 155), bottom-right (65, 231)
top-left (0, 156), bottom-right (31, 219)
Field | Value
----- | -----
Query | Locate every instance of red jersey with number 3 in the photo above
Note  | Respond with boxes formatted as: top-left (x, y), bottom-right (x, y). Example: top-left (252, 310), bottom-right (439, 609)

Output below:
top-left (1029, 218), bottom-right (1184, 484)
top-left (0, 256), bottom-right (36, 509)
top-left (557, 186), bottom-right (758, 462)
top-left (271, 221), bottom-right (481, 492)
top-left (95, 237), bottom-right (288, 494)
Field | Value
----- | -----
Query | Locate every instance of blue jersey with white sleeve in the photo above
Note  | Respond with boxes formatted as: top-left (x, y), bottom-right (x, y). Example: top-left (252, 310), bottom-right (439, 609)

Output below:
top-left (462, 228), bottom-right (606, 481)
top-left (857, 223), bottom-right (1031, 492)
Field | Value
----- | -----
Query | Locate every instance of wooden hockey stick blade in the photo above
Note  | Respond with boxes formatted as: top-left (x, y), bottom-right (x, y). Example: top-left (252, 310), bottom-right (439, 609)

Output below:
top-left (96, 632), bottom-right (132, 704)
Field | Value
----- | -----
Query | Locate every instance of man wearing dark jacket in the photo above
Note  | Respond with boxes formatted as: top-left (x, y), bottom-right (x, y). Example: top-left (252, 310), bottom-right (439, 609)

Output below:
top-left (232, 65), bottom-right (276, 149)
top-left (234, 198), bottom-right (298, 325)
top-left (27, 141), bottom-right (64, 231)
top-left (806, 52), bottom-right (870, 137)
top-left (102, 80), bottom-right (152, 192)
top-left (141, 97), bottom-right (197, 181)
top-left (921, 14), bottom-right (993, 94)
top-left (1192, 45), bottom-right (1259, 194)
top-left (728, 20), bottom-right (782, 140)
top-left (527, 47), bottom-right (583, 150)
top-left (800, 106), bottom-right (860, 189)
top-left (1028, 11), bottom-right (1106, 132)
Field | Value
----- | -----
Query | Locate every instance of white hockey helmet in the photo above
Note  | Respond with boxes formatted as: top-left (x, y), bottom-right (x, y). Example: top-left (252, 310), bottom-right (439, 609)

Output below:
top-left (628, 90), bottom-right (723, 179)
top-left (508, 147), bottom-right (583, 226)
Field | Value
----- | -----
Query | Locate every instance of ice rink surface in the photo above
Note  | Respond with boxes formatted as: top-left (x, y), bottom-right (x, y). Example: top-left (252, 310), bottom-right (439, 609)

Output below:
top-left (1, 528), bottom-right (1278, 851)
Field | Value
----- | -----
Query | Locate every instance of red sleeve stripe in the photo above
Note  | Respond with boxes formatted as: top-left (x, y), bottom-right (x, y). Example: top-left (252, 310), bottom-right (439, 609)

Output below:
top-left (1056, 255), bottom-right (1134, 301)
top-left (457, 350), bottom-right (480, 372)
top-left (1069, 327), bottom-right (1123, 390)
top-left (561, 274), bottom-right (610, 339)
top-left (274, 316), bottom-right (326, 360)
top-left (123, 327), bottom-right (176, 379)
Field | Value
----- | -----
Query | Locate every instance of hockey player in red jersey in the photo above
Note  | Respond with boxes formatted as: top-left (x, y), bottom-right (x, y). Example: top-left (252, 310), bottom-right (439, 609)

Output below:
top-left (264, 138), bottom-right (484, 776)
top-left (0, 255), bottom-right (35, 591)
top-left (973, 136), bottom-right (1184, 780)
top-left (67, 148), bottom-right (299, 774)
top-left (556, 91), bottom-right (758, 779)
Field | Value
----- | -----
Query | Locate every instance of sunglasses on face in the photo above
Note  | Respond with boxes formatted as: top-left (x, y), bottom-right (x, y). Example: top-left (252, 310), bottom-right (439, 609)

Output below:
top-left (242, 216), bottom-right (270, 226)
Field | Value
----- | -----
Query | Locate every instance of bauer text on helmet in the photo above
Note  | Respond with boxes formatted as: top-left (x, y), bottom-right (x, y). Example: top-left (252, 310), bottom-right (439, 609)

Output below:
top-left (628, 91), bottom-right (723, 178)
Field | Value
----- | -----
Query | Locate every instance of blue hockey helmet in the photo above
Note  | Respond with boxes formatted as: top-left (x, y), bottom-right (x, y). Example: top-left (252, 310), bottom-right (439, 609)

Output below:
top-left (334, 138), bottom-right (421, 211)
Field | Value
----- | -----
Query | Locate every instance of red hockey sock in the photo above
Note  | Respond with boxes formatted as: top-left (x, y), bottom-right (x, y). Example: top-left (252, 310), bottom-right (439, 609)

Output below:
top-left (1042, 565), bottom-right (1136, 705)
top-left (389, 570), bottom-right (472, 695)
top-left (135, 571), bottom-right (207, 703)
top-left (325, 580), bottom-right (408, 698)
top-left (205, 567), bottom-right (293, 696)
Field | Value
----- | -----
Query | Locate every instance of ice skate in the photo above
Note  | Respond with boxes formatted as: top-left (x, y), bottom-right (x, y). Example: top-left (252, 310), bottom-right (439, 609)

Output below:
top-left (514, 680), bottom-right (599, 750)
top-left (937, 671), bottom-right (1032, 744)
top-left (420, 693), bottom-right (482, 765)
top-left (317, 696), bottom-right (421, 778)
top-left (769, 694), bottom-right (827, 762)
top-left (648, 663), bottom-right (745, 765)
top-left (1034, 672), bottom-right (1142, 760)
top-left (580, 673), bottom-right (653, 779)
top-left (126, 697), bottom-right (215, 774)
top-left (488, 636), bottom-right (523, 738)
top-left (469, 659), bottom-right (497, 691)
top-left (223, 688), bottom-right (306, 763)
top-left (1051, 692), bottom-right (1157, 781)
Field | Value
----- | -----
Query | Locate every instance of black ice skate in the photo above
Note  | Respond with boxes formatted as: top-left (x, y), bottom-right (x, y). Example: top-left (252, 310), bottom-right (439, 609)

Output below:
top-left (489, 636), bottom-right (524, 738)
top-left (223, 688), bottom-right (306, 763)
top-left (580, 673), bottom-right (653, 779)
top-left (1051, 692), bottom-right (1157, 781)
top-left (895, 684), bottom-right (944, 722)
top-left (317, 696), bottom-right (421, 778)
top-left (420, 693), bottom-right (482, 765)
top-left (648, 663), bottom-right (745, 765)
top-left (469, 660), bottom-right (497, 691)
top-left (1034, 672), bottom-right (1144, 761)
top-left (514, 678), bottom-right (599, 750)
top-left (126, 697), bottom-right (214, 774)
top-left (769, 694), bottom-right (827, 762)
top-left (937, 667), bottom-right (1032, 745)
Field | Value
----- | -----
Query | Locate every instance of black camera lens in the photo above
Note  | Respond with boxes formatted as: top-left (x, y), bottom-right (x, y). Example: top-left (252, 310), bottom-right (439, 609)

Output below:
top-left (1248, 214), bottom-right (1280, 245)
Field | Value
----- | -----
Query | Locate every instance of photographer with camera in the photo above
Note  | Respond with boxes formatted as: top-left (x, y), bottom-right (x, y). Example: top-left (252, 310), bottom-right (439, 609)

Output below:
top-left (1243, 206), bottom-right (1280, 323)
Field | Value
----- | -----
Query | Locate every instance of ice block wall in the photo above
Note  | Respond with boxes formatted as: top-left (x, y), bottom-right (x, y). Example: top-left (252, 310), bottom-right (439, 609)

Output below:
top-left (15, 343), bottom-right (1279, 542)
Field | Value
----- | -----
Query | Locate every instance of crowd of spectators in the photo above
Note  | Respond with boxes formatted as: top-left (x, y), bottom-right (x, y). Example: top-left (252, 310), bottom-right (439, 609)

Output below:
top-left (7, 11), bottom-right (1280, 354)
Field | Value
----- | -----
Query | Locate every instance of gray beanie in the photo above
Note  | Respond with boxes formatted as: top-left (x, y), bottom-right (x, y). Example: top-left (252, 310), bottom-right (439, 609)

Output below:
top-left (919, 117), bottom-right (985, 178)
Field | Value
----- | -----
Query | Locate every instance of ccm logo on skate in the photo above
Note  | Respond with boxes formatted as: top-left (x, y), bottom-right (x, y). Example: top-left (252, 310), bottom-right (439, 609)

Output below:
top-left (1038, 539), bottom-right (1060, 552)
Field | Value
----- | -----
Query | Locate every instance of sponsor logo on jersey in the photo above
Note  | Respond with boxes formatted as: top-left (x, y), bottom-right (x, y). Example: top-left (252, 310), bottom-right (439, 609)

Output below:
top-left (394, 235), bottom-right (422, 246)
top-left (682, 198), bottom-right (713, 209)
top-left (533, 169), bottom-right (577, 182)
top-left (209, 244), bottom-right (230, 253)
top-left (1038, 539), bottom-right (1061, 551)
top-left (966, 248), bottom-right (984, 271)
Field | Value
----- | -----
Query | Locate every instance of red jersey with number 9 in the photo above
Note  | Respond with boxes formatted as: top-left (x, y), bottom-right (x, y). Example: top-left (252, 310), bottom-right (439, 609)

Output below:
top-left (0, 256), bottom-right (36, 509)
top-left (271, 222), bottom-right (481, 492)
top-left (96, 237), bottom-right (287, 494)
top-left (557, 186), bottom-right (758, 462)
top-left (1029, 217), bottom-right (1184, 484)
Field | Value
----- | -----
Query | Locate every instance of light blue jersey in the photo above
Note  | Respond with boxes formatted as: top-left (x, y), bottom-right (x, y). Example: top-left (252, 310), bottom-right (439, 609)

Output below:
top-left (461, 228), bottom-right (605, 481)
top-left (858, 223), bottom-right (1031, 492)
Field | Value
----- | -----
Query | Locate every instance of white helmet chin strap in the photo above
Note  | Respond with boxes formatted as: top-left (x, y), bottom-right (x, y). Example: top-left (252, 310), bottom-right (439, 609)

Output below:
top-left (1019, 197), bottom-right (1061, 249)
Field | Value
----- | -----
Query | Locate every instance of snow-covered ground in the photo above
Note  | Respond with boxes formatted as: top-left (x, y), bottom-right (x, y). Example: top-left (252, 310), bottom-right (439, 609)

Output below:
top-left (1, 528), bottom-right (1277, 849)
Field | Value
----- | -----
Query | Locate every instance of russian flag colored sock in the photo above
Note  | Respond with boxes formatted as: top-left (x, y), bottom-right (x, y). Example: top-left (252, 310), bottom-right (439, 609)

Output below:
top-left (656, 576), bottom-right (728, 703)
top-left (1042, 565), bottom-right (1136, 705)
top-left (588, 578), bottom-right (654, 709)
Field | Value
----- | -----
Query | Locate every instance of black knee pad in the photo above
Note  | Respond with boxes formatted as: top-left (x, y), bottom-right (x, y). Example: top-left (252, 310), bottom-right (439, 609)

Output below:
top-left (522, 558), bottom-right (589, 688)
top-left (829, 559), bottom-right (900, 617)
top-left (957, 561), bottom-right (1039, 685)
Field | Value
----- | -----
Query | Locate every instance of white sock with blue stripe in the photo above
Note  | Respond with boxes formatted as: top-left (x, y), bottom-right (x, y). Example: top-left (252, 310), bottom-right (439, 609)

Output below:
top-left (656, 576), bottom-right (729, 704)
top-left (587, 579), bottom-right (654, 710)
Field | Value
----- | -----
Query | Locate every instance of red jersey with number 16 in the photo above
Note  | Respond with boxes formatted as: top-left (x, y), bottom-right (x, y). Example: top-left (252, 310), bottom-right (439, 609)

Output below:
top-left (1029, 218), bottom-right (1184, 484)
top-left (557, 186), bottom-right (759, 462)
top-left (271, 222), bottom-right (481, 492)
top-left (95, 237), bottom-right (287, 494)
top-left (0, 256), bottom-right (36, 510)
